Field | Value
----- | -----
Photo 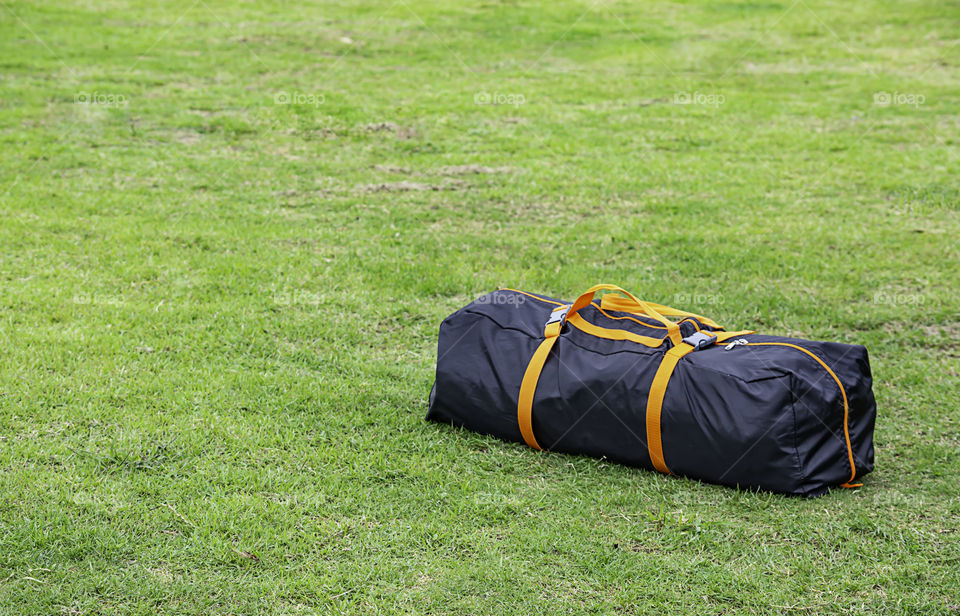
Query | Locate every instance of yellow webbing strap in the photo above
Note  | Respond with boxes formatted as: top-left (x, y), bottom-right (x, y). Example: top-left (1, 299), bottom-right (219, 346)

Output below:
top-left (715, 330), bottom-right (755, 342)
top-left (568, 284), bottom-right (684, 347)
top-left (600, 295), bottom-right (722, 329)
top-left (518, 327), bottom-right (755, 457)
top-left (566, 313), bottom-right (667, 348)
top-left (515, 283), bottom-right (754, 459)
top-left (517, 319), bottom-right (562, 450)
top-left (645, 342), bottom-right (695, 474)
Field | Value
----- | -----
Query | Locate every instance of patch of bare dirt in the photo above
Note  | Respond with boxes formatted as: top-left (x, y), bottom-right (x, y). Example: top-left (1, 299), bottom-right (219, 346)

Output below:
top-left (920, 322), bottom-right (960, 340)
top-left (371, 163), bottom-right (512, 176)
top-left (360, 180), bottom-right (468, 193)
top-left (174, 131), bottom-right (201, 145)
top-left (437, 164), bottom-right (512, 175)
top-left (363, 122), bottom-right (417, 138)
top-left (884, 321), bottom-right (960, 344)
top-left (373, 164), bottom-right (412, 174)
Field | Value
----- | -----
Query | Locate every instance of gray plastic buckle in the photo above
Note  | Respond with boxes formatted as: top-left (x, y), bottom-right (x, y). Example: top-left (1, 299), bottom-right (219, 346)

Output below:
top-left (546, 304), bottom-right (570, 326)
top-left (682, 331), bottom-right (717, 350)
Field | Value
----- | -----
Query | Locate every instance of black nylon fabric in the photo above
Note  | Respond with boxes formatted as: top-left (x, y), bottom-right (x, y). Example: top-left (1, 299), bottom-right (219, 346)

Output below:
top-left (427, 289), bottom-right (876, 496)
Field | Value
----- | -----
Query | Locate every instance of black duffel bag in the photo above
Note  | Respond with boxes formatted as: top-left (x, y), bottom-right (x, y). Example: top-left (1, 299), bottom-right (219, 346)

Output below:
top-left (427, 284), bottom-right (876, 496)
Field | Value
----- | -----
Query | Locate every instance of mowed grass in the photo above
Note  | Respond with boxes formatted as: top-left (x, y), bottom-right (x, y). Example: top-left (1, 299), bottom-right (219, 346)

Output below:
top-left (1, 0), bottom-right (958, 613)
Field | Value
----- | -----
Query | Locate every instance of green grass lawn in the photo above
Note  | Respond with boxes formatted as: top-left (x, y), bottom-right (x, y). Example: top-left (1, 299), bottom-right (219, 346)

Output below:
top-left (1, 0), bottom-right (959, 613)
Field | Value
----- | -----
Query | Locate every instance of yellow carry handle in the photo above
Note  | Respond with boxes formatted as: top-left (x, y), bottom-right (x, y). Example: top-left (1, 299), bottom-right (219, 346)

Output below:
top-left (567, 284), bottom-right (684, 347)
top-left (599, 294), bottom-right (722, 330)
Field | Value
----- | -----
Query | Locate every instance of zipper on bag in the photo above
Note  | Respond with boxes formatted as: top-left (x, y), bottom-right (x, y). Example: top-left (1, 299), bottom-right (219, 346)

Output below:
top-left (722, 337), bottom-right (861, 488)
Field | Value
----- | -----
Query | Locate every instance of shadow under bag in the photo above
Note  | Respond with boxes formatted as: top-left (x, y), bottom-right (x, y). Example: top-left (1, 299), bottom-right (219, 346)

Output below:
top-left (427, 284), bottom-right (876, 496)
